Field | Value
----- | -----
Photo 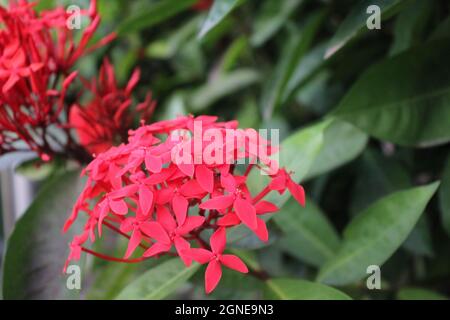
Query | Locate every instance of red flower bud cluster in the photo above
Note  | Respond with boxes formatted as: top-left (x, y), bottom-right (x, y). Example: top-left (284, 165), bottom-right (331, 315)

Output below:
top-left (69, 58), bottom-right (156, 155)
top-left (64, 115), bottom-right (305, 294)
top-left (0, 1), bottom-right (154, 162)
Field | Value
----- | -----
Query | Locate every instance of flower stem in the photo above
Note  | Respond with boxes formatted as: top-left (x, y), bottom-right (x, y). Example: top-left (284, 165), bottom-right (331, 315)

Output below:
top-left (81, 247), bottom-right (150, 263)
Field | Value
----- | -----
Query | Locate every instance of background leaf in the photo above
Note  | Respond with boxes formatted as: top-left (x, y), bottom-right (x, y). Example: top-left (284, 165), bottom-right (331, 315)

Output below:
top-left (117, 0), bottom-right (197, 35)
top-left (2, 170), bottom-right (83, 299)
top-left (333, 40), bottom-right (450, 147)
top-left (276, 197), bottom-right (341, 267)
top-left (317, 182), bottom-right (439, 285)
top-left (265, 278), bottom-right (351, 300)
top-left (198, 0), bottom-right (245, 39)
top-left (397, 287), bottom-right (447, 300)
top-left (304, 119), bottom-right (368, 180)
top-left (115, 258), bottom-right (199, 300)
top-left (439, 156), bottom-right (450, 237)
top-left (325, 0), bottom-right (406, 58)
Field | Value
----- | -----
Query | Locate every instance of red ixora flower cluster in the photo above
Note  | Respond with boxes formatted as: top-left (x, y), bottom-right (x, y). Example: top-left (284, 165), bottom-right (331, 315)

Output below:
top-left (69, 58), bottom-right (156, 155)
top-left (0, 0), bottom-right (155, 162)
top-left (64, 115), bottom-right (305, 294)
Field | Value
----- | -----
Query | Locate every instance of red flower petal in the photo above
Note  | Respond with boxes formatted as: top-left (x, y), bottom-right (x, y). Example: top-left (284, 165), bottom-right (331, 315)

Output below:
top-left (172, 194), bottom-right (188, 226)
top-left (180, 180), bottom-right (206, 198)
top-left (109, 199), bottom-right (128, 215)
top-left (143, 242), bottom-right (172, 257)
top-left (287, 180), bottom-right (305, 207)
top-left (210, 227), bottom-right (226, 254)
top-left (268, 175), bottom-right (286, 191)
top-left (177, 162), bottom-right (194, 177)
top-left (139, 221), bottom-right (171, 244)
top-left (220, 254), bottom-right (248, 273)
top-left (234, 197), bottom-right (257, 230)
top-left (156, 187), bottom-right (174, 205)
top-left (145, 154), bottom-right (162, 173)
top-left (109, 185), bottom-right (139, 198)
top-left (174, 236), bottom-right (192, 266)
top-left (177, 216), bottom-right (205, 235)
top-left (220, 173), bottom-right (236, 193)
top-left (199, 195), bottom-right (234, 210)
top-left (189, 248), bottom-right (214, 264)
top-left (139, 185), bottom-right (154, 216)
top-left (217, 213), bottom-right (241, 227)
top-left (255, 201), bottom-right (279, 215)
top-left (254, 218), bottom-right (269, 242)
top-left (195, 165), bottom-right (214, 193)
top-left (205, 260), bottom-right (222, 294)
top-left (124, 229), bottom-right (142, 259)
top-left (156, 205), bottom-right (176, 231)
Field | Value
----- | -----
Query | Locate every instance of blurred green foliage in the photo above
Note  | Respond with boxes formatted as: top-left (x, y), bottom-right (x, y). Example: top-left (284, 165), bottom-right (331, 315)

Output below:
top-left (2, 0), bottom-right (450, 300)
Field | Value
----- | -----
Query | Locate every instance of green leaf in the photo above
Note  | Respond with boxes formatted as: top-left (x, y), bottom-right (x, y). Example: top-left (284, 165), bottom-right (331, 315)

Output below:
top-left (198, 0), bottom-right (245, 39)
top-left (115, 258), bottom-right (200, 300)
top-left (325, 0), bottom-right (406, 58)
top-left (265, 279), bottom-right (351, 300)
top-left (188, 69), bottom-right (260, 111)
top-left (229, 120), bottom-right (329, 244)
top-left (349, 149), bottom-right (411, 215)
top-left (2, 170), bottom-right (83, 299)
top-left (403, 215), bottom-right (433, 257)
top-left (281, 42), bottom-right (328, 105)
top-left (261, 10), bottom-right (326, 119)
top-left (250, 0), bottom-right (303, 47)
top-left (430, 16), bottom-right (450, 41)
top-left (276, 197), bottom-right (341, 267)
top-left (397, 287), bottom-right (447, 300)
top-left (333, 40), bottom-right (450, 147)
top-left (117, 0), bottom-right (197, 35)
top-left (439, 156), bottom-right (450, 237)
top-left (389, 0), bottom-right (434, 56)
top-left (317, 182), bottom-right (440, 285)
top-left (304, 119), bottom-right (368, 180)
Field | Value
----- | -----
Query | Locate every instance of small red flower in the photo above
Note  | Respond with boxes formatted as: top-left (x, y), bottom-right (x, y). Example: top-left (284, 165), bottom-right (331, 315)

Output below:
top-left (189, 227), bottom-right (248, 294)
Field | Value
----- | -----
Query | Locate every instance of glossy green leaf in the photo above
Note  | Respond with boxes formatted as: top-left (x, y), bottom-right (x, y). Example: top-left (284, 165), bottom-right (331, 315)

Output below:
top-left (333, 40), bottom-right (450, 147)
top-left (397, 287), bottom-right (447, 300)
top-left (349, 149), bottom-right (411, 215)
top-left (317, 182), bottom-right (440, 285)
top-left (115, 259), bottom-right (200, 300)
top-left (281, 42), bottom-right (328, 105)
top-left (403, 215), bottom-right (433, 257)
top-left (389, 0), bottom-right (434, 56)
top-left (117, 0), bottom-right (197, 35)
top-left (276, 197), bottom-right (341, 267)
top-left (250, 0), bottom-right (303, 47)
top-left (265, 279), bottom-right (351, 300)
top-left (188, 69), bottom-right (260, 111)
top-left (439, 156), bottom-right (450, 236)
top-left (304, 119), bottom-right (368, 180)
top-left (325, 0), bottom-right (406, 58)
top-left (430, 16), bottom-right (450, 41)
top-left (198, 0), bottom-right (245, 39)
top-left (2, 170), bottom-right (83, 299)
top-left (262, 10), bottom-right (326, 119)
